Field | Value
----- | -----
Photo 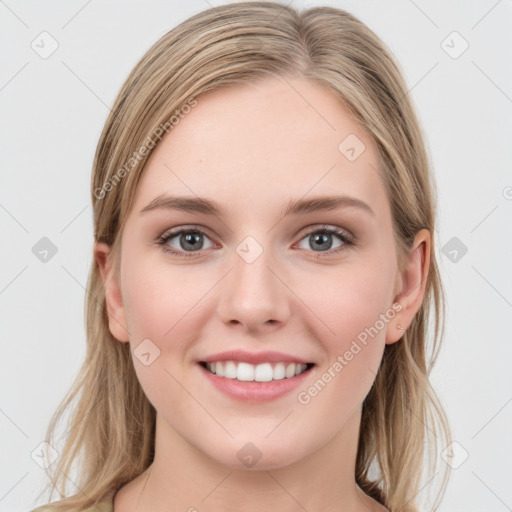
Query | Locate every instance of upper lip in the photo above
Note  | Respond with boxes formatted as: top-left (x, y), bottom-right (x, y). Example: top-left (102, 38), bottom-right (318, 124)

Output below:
top-left (199, 350), bottom-right (312, 365)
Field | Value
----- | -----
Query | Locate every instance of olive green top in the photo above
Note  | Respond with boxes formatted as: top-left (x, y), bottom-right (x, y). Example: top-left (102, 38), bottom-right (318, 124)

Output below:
top-left (32, 497), bottom-right (113, 512)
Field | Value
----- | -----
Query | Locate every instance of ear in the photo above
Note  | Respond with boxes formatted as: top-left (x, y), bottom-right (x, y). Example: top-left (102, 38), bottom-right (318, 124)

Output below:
top-left (94, 242), bottom-right (130, 343)
top-left (386, 229), bottom-right (430, 344)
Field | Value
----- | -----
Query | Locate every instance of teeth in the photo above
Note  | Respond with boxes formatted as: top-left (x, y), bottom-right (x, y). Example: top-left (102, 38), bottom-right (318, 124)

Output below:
top-left (205, 361), bottom-right (309, 382)
top-left (285, 363), bottom-right (296, 378)
top-left (224, 361), bottom-right (237, 379)
top-left (254, 363), bottom-right (273, 382)
top-left (237, 362), bottom-right (255, 381)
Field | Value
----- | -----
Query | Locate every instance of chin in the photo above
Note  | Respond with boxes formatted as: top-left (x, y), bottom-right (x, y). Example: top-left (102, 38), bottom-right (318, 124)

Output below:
top-left (202, 435), bottom-right (310, 471)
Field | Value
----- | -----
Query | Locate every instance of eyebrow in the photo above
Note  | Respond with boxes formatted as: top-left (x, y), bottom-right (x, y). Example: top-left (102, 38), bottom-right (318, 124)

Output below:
top-left (139, 194), bottom-right (374, 217)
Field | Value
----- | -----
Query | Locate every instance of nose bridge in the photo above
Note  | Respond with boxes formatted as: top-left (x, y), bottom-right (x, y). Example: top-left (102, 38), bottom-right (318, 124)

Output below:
top-left (217, 234), bottom-right (291, 329)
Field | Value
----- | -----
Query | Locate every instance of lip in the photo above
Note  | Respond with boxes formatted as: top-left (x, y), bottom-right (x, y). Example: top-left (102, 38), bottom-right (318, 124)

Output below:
top-left (197, 361), bottom-right (315, 402)
top-left (198, 349), bottom-right (312, 365)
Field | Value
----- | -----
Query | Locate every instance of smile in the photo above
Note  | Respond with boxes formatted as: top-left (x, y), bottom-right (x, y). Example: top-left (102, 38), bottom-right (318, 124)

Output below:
top-left (200, 361), bottom-right (314, 382)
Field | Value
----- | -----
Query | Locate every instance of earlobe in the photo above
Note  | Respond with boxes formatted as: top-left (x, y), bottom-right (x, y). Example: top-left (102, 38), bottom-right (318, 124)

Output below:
top-left (94, 242), bottom-right (130, 343)
top-left (385, 229), bottom-right (431, 345)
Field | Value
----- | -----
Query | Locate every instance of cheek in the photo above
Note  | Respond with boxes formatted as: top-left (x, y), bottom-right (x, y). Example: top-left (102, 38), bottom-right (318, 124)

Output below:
top-left (120, 258), bottom-right (205, 412)
top-left (120, 253), bottom-right (221, 387)
top-left (121, 255), bottom-right (209, 343)
top-left (295, 256), bottom-right (395, 349)
top-left (291, 255), bottom-right (396, 421)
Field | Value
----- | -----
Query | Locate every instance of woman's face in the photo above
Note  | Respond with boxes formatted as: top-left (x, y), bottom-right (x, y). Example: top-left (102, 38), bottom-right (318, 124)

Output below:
top-left (98, 76), bottom-right (422, 469)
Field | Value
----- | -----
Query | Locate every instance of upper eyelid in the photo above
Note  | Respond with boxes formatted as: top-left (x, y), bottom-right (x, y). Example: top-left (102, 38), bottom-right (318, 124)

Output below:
top-left (159, 225), bottom-right (216, 242)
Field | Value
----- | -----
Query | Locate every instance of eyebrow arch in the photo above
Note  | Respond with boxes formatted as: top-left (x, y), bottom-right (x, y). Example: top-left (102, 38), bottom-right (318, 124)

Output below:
top-left (139, 194), bottom-right (374, 217)
top-left (281, 195), bottom-right (374, 217)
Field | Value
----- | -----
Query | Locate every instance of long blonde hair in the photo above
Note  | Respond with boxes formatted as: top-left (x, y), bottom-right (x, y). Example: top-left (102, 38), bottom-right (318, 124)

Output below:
top-left (38, 2), bottom-right (451, 510)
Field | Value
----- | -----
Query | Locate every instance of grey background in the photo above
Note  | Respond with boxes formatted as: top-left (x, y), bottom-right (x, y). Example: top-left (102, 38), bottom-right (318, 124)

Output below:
top-left (1, 1), bottom-right (511, 511)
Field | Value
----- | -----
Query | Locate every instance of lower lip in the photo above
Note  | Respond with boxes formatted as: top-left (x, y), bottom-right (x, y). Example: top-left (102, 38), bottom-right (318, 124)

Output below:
top-left (198, 363), bottom-right (314, 402)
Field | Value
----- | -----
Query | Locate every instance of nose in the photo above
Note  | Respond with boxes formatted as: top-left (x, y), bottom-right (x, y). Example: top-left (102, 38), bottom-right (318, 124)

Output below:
top-left (216, 243), bottom-right (291, 334)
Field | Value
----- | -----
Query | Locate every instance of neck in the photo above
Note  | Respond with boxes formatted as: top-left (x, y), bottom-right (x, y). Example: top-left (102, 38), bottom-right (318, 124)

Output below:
top-left (118, 408), bottom-right (384, 512)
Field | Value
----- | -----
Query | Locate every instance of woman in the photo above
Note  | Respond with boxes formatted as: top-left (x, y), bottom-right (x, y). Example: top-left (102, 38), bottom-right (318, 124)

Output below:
top-left (34, 2), bottom-right (451, 511)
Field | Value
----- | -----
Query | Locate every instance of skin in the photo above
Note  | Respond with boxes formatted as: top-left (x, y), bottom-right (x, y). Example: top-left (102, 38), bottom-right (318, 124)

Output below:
top-left (95, 76), bottom-right (430, 512)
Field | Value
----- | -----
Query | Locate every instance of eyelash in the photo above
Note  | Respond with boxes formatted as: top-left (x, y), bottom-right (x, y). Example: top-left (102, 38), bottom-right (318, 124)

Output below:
top-left (156, 224), bottom-right (354, 259)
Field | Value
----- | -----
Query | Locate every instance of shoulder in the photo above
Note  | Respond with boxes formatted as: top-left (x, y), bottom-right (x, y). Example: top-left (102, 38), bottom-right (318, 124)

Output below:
top-left (30, 499), bottom-right (113, 512)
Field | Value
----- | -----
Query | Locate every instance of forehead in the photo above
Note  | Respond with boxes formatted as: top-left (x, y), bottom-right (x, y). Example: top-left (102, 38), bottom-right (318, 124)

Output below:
top-left (130, 77), bottom-right (390, 221)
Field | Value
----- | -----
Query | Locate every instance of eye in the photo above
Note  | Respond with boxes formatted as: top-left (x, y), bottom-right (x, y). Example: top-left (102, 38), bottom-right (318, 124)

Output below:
top-left (157, 227), bottom-right (215, 257)
top-left (295, 225), bottom-right (353, 255)
top-left (156, 224), bottom-right (354, 259)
